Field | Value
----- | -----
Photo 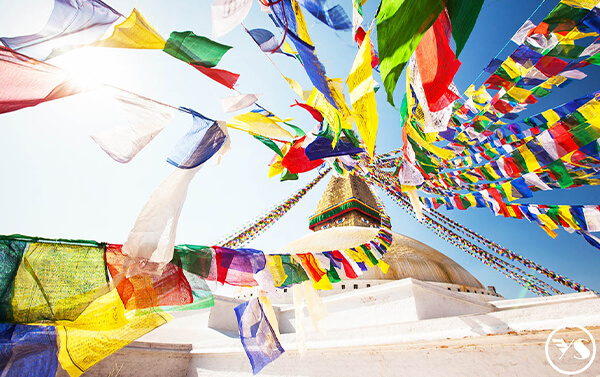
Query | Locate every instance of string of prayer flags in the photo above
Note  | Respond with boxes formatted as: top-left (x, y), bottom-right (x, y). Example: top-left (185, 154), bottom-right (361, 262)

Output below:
top-left (92, 8), bottom-right (166, 49)
top-left (377, 0), bottom-right (444, 105)
top-left (348, 29), bottom-right (378, 157)
top-left (167, 109), bottom-right (228, 169)
top-left (222, 93), bottom-right (263, 113)
top-left (91, 88), bottom-right (175, 163)
top-left (296, 0), bottom-right (353, 30)
top-left (212, 0), bottom-right (253, 39)
top-left (0, 323), bottom-right (59, 377)
top-left (234, 297), bottom-right (284, 375)
top-left (352, 0), bottom-right (365, 39)
top-left (215, 168), bottom-right (330, 248)
top-left (0, 0), bottom-right (121, 61)
top-left (0, 47), bottom-right (84, 115)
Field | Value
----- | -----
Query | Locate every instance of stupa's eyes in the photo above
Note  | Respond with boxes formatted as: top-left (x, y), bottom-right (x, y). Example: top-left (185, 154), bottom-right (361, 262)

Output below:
top-left (335, 218), bottom-right (346, 224)
top-left (361, 217), bottom-right (370, 224)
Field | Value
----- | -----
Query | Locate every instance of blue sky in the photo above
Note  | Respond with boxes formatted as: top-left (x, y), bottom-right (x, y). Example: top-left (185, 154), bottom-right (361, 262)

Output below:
top-left (0, 0), bottom-right (598, 299)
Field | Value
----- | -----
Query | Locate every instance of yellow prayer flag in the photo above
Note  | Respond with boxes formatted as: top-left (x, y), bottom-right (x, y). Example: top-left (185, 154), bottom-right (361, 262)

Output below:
top-left (282, 42), bottom-right (297, 55)
top-left (558, 205), bottom-right (581, 230)
top-left (266, 255), bottom-right (288, 286)
top-left (541, 109), bottom-right (561, 125)
top-left (291, 0), bottom-right (314, 46)
top-left (578, 99), bottom-right (600, 121)
top-left (227, 112), bottom-right (293, 140)
top-left (560, 0), bottom-right (599, 9)
top-left (507, 86), bottom-right (533, 103)
top-left (348, 29), bottom-right (378, 157)
top-left (500, 57), bottom-right (521, 79)
top-left (377, 260), bottom-right (390, 274)
top-left (284, 76), bottom-right (310, 101)
top-left (519, 146), bottom-right (543, 172)
top-left (93, 9), bottom-right (166, 49)
top-left (57, 291), bottom-right (172, 377)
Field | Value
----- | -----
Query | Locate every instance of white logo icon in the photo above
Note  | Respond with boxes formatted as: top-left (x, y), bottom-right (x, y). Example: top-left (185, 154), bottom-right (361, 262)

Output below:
top-left (545, 324), bottom-right (596, 375)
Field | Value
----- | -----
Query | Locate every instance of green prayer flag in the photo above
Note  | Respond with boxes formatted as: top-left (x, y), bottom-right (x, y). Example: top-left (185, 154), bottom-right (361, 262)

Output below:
top-left (586, 52), bottom-right (600, 66)
top-left (446, 0), bottom-right (484, 57)
top-left (283, 122), bottom-right (306, 138)
top-left (173, 244), bottom-right (213, 278)
top-left (253, 135), bottom-right (284, 158)
top-left (163, 31), bottom-right (232, 67)
top-left (377, 0), bottom-right (443, 105)
top-left (548, 160), bottom-right (574, 188)
top-left (280, 255), bottom-right (309, 286)
top-left (280, 169), bottom-right (299, 181)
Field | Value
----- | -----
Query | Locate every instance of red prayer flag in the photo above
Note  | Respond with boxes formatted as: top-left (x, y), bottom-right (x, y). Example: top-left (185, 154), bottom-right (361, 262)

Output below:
top-left (534, 56), bottom-right (569, 77)
top-left (296, 253), bottom-right (327, 282)
top-left (105, 244), bottom-right (193, 310)
top-left (281, 136), bottom-right (324, 174)
top-left (330, 250), bottom-right (358, 279)
top-left (191, 63), bottom-right (240, 89)
top-left (0, 46), bottom-right (82, 114)
top-left (291, 100), bottom-right (324, 122)
top-left (415, 12), bottom-right (461, 112)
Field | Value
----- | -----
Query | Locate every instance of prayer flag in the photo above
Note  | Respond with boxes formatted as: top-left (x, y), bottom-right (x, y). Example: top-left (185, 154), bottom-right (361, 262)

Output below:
top-left (227, 112), bottom-right (294, 140)
top-left (305, 136), bottom-right (363, 160)
top-left (92, 9), bottom-right (165, 49)
top-left (297, 0), bottom-right (352, 30)
top-left (122, 167), bottom-right (207, 271)
top-left (377, 0), bottom-right (444, 105)
top-left (348, 29), bottom-right (378, 157)
top-left (446, 0), bottom-right (484, 57)
top-left (190, 64), bottom-right (240, 88)
top-left (234, 298), bottom-right (284, 374)
top-left (212, 0), bottom-right (253, 39)
top-left (0, 323), bottom-right (59, 377)
top-left (0, 0), bottom-right (121, 60)
top-left (168, 109), bottom-right (228, 169)
top-left (164, 31), bottom-right (232, 67)
top-left (0, 47), bottom-right (82, 114)
top-left (222, 93), bottom-right (262, 113)
top-left (91, 89), bottom-right (175, 163)
top-left (282, 137), bottom-right (324, 173)
top-left (415, 12), bottom-right (461, 112)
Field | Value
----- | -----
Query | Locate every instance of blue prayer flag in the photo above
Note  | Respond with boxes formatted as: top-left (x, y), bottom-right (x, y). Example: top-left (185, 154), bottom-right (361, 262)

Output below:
top-left (167, 108), bottom-right (227, 169)
top-left (305, 136), bottom-right (363, 161)
top-left (0, 323), bottom-right (58, 377)
top-left (234, 298), bottom-right (284, 375)
top-left (298, 0), bottom-right (352, 30)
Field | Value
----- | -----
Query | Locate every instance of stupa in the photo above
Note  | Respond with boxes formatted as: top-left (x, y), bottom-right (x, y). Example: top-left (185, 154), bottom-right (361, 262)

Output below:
top-left (266, 175), bottom-right (498, 305)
